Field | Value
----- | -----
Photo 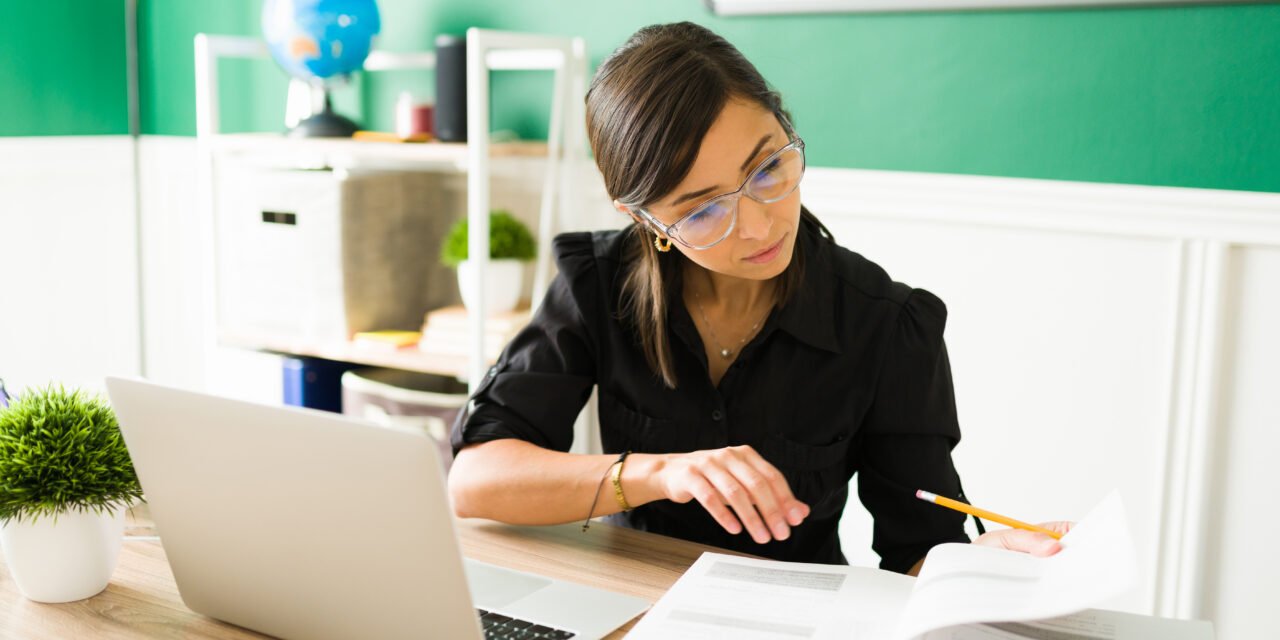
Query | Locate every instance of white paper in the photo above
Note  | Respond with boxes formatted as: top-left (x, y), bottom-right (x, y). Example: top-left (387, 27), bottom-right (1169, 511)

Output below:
top-left (893, 490), bottom-right (1138, 639)
top-left (628, 491), bottom-right (1150, 640)
top-left (922, 607), bottom-right (1213, 640)
top-left (626, 552), bottom-right (916, 639)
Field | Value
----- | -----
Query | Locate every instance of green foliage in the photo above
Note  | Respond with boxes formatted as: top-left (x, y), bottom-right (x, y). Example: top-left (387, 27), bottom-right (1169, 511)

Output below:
top-left (0, 384), bottom-right (144, 524)
top-left (440, 210), bottom-right (537, 268)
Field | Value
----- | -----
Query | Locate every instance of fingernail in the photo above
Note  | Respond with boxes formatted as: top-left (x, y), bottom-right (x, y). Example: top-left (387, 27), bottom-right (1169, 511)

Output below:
top-left (789, 507), bottom-right (804, 523)
top-left (773, 523), bottom-right (790, 540)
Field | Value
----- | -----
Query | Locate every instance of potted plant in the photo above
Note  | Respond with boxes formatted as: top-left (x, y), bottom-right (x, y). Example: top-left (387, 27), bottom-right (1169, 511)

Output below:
top-left (0, 383), bottom-right (144, 603)
top-left (440, 209), bottom-right (536, 315)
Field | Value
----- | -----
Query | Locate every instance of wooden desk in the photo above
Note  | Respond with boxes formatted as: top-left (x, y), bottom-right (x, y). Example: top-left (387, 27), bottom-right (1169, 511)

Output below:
top-left (0, 508), bottom-right (742, 639)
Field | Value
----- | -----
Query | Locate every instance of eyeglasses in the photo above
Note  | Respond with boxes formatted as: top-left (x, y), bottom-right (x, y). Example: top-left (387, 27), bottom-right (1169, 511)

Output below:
top-left (628, 122), bottom-right (806, 250)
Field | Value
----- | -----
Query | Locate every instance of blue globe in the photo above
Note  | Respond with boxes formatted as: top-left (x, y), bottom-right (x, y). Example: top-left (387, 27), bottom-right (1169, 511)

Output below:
top-left (262, 0), bottom-right (381, 84)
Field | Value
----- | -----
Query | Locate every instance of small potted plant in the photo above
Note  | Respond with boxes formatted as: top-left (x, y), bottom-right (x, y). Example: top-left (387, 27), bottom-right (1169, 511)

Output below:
top-left (0, 383), bottom-right (144, 603)
top-left (440, 209), bottom-right (536, 315)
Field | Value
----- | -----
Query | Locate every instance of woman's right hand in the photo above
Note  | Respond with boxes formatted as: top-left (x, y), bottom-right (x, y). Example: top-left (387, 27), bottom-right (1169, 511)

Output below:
top-left (651, 445), bottom-right (810, 544)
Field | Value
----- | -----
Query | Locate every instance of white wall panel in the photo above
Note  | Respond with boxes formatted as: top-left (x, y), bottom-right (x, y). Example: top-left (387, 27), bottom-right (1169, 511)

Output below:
top-left (825, 217), bottom-right (1175, 616)
top-left (799, 168), bottom-right (1280, 637)
top-left (0, 136), bottom-right (140, 395)
top-left (1200, 246), bottom-right (1280, 640)
top-left (137, 136), bottom-right (206, 390)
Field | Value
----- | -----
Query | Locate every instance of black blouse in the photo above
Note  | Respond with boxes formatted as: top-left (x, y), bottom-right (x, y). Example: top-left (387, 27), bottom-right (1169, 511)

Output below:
top-left (451, 213), bottom-right (971, 573)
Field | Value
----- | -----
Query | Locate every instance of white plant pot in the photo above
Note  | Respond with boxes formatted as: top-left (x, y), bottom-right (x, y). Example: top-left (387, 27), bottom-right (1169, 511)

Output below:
top-left (457, 259), bottom-right (524, 315)
top-left (0, 508), bottom-right (125, 603)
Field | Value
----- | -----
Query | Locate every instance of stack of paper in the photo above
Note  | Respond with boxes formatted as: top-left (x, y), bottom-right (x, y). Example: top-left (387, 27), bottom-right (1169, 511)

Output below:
top-left (627, 492), bottom-right (1214, 639)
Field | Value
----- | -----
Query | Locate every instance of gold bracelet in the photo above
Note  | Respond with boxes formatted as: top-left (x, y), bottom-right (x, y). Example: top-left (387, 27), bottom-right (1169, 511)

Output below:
top-left (611, 451), bottom-right (633, 511)
top-left (582, 450), bottom-right (631, 531)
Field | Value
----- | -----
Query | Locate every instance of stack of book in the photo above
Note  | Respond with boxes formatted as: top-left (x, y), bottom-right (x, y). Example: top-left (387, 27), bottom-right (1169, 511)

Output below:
top-left (418, 305), bottom-right (531, 361)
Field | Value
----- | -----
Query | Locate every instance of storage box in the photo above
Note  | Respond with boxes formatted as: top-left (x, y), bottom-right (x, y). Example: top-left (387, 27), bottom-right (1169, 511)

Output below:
top-left (215, 165), bottom-right (463, 344)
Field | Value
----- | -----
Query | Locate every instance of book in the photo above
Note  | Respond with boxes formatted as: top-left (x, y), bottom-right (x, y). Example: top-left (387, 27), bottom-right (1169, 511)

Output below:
top-left (422, 304), bottom-right (530, 334)
top-left (627, 492), bottom-right (1214, 640)
top-left (417, 334), bottom-right (509, 360)
top-left (418, 305), bottom-right (530, 360)
top-left (353, 330), bottom-right (423, 351)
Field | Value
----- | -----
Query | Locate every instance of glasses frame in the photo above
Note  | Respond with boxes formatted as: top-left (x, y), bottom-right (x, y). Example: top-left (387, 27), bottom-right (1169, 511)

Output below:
top-left (628, 115), bottom-right (806, 251)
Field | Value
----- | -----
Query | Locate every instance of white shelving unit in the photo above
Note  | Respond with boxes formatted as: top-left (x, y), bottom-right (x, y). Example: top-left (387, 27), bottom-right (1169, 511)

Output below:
top-left (193, 29), bottom-right (588, 392)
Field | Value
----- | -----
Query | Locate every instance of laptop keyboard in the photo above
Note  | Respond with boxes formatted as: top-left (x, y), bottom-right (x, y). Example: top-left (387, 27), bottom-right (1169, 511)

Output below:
top-left (477, 608), bottom-right (576, 639)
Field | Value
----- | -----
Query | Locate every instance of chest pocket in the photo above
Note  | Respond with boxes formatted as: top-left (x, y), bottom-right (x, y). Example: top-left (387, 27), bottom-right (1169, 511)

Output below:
top-left (757, 432), bottom-right (852, 511)
top-left (597, 392), bottom-right (695, 455)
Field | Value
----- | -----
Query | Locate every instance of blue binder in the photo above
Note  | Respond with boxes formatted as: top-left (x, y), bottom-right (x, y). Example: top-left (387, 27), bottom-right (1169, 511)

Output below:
top-left (281, 357), bottom-right (360, 413)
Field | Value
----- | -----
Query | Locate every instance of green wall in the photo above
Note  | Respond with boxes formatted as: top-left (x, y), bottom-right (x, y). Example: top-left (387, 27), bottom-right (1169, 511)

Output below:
top-left (136, 2), bottom-right (288, 135)
top-left (370, 0), bottom-right (1280, 193)
top-left (0, 0), bottom-right (129, 136)
top-left (32, 0), bottom-right (1280, 193)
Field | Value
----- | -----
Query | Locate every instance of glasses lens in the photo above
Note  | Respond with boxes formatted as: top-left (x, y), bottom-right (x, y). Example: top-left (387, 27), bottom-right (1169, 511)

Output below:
top-left (746, 146), bottom-right (804, 203)
top-left (673, 196), bottom-right (737, 248)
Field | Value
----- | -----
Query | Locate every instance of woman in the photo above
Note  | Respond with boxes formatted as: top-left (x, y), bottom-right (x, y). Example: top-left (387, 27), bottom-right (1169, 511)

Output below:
top-left (449, 21), bottom-right (1068, 575)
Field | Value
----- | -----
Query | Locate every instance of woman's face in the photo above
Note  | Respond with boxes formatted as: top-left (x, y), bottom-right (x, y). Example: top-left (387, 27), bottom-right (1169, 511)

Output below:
top-left (618, 99), bottom-right (802, 282)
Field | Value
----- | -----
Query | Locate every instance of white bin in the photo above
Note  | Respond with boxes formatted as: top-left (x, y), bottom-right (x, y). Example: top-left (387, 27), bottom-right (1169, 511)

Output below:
top-left (341, 368), bottom-right (469, 469)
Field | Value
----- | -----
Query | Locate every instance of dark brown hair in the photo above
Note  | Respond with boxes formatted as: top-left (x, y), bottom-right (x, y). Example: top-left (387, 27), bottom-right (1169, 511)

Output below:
top-left (585, 21), bottom-right (832, 388)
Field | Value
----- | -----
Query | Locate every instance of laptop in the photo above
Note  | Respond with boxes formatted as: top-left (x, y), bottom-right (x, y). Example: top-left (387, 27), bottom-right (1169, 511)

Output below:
top-left (105, 376), bottom-right (650, 640)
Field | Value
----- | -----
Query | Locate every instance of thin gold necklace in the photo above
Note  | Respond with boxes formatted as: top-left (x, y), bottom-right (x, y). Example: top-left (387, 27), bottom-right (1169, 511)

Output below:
top-left (692, 289), bottom-right (769, 360)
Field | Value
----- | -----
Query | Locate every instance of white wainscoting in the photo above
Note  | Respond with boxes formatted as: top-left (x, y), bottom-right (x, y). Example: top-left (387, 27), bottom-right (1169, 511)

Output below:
top-left (0, 136), bottom-right (142, 394)
top-left (797, 168), bottom-right (1280, 638)
top-left (1201, 245), bottom-right (1280, 638)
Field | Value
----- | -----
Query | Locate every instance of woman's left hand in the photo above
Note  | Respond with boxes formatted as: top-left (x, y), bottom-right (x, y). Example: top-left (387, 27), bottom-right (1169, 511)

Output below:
top-left (972, 521), bottom-right (1074, 556)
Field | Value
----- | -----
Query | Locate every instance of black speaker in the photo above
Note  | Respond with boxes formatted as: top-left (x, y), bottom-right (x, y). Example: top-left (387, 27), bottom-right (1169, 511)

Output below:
top-left (434, 34), bottom-right (467, 142)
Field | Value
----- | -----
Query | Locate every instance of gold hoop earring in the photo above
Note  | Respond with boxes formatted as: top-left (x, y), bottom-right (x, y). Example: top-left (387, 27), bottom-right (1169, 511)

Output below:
top-left (653, 235), bottom-right (672, 253)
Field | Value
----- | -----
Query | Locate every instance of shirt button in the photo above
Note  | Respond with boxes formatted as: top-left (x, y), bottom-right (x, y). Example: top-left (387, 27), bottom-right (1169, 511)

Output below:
top-left (711, 409), bottom-right (723, 421)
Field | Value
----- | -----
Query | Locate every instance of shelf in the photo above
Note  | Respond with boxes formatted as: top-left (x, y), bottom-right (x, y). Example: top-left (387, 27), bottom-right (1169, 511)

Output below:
top-left (197, 30), bottom-right (587, 392)
top-left (208, 133), bottom-right (548, 171)
top-left (219, 329), bottom-right (478, 380)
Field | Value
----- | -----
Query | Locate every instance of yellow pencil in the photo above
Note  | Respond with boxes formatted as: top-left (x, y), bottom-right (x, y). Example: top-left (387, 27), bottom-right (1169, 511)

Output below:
top-left (915, 490), bottom-right (1063, 540)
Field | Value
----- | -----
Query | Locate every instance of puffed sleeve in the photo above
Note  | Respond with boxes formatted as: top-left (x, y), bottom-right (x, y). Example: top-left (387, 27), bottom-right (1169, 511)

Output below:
top-left (853, 288), bottom-right (971, 574)
top-left (449, 233), bottom-right (599, 454)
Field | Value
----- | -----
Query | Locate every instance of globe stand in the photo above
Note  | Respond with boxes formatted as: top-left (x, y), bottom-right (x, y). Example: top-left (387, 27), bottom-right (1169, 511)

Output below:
top-left (288, 91), bottom-right (358, 138)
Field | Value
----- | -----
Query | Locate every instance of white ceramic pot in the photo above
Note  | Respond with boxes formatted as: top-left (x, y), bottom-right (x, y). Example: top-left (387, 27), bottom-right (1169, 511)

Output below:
top-left (457, 259), bottom-right (524, 315)
top-left (0, 508), bottom-right (125, 603)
